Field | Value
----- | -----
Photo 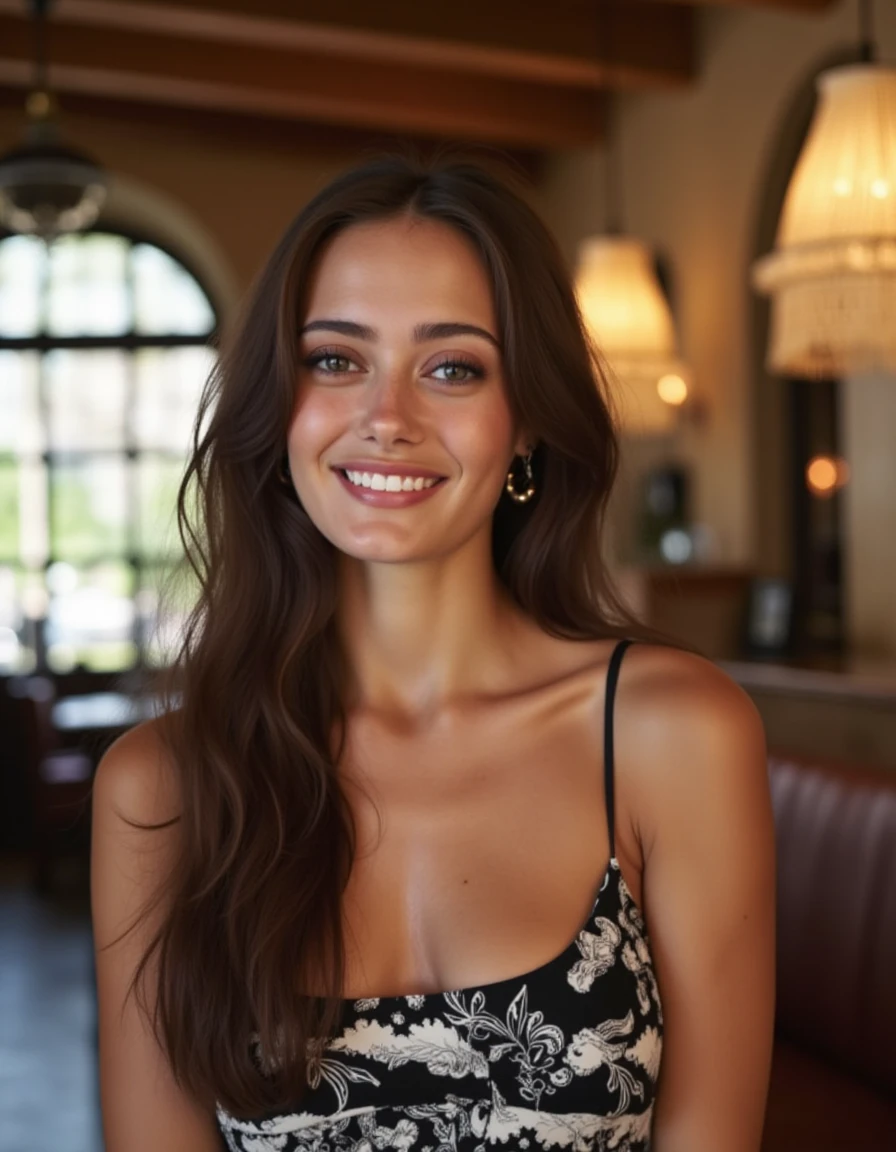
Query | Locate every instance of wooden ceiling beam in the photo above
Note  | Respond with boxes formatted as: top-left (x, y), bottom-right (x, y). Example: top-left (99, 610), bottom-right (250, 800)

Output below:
top-left (652, 0), bottom-right (836, 9)
top-left (0, 84), bottom-right (548, 177)
top-left (0, 0), bottom-right (835, 156)
top-left (0, 13), bottom-right (607, 149)
top-left (0, 0), bottom-right (696, 91)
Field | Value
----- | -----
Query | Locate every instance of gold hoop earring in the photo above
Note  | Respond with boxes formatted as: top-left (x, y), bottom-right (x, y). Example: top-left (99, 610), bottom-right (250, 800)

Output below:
top-left (505, 451), bottom-right (536, 503)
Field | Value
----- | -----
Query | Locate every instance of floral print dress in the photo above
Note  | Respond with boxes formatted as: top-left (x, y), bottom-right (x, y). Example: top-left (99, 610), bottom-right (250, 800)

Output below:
top-left (216, 640), bottom-right (663, 1151)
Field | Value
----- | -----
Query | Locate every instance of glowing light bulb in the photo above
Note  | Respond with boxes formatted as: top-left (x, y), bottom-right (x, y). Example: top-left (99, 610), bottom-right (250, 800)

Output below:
top-left (870, 178), bottom-right (890, 199)
top-left (833, 176), bottom-right (852, 196)
top-left (806, 454), bottom-right (850, 498)
top-left (657, 374), bottom-right (688, 406)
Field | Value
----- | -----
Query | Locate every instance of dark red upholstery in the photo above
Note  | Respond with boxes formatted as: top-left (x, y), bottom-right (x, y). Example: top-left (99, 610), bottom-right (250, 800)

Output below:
top-left (762, 753), bottom-right (896, 1150)
top-left (9, 676), bottom-right (94, 891)
top-left (763, 1039), bottom-right (896, 1151)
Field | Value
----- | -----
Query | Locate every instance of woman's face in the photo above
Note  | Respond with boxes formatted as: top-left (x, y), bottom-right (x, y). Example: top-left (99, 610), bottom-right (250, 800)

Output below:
top-left (288, 215), bottom-right (531, 563)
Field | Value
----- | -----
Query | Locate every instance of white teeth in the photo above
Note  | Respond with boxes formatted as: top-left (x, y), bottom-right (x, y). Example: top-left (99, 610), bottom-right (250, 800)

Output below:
top-left (343, 470), bottom-right (439, 492)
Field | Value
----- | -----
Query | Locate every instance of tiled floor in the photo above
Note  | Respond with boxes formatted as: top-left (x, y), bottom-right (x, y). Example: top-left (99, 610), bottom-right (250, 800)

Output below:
top-left (0, 858), bottom-right (103, 1152)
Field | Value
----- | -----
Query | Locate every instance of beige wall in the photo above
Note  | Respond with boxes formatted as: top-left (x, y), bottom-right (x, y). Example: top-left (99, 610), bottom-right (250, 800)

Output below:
top-left (534, 0), bottom-right (896, 656)
top-left (842, 372), bottom-right (896, 657)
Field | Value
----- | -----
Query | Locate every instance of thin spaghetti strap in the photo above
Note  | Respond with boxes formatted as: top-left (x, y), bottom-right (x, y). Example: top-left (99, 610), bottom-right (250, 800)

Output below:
top-left (604, 638), bottom-right (634, 861)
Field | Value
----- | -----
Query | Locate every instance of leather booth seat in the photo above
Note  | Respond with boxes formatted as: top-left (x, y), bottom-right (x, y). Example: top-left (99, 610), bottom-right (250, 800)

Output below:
top-left (761, 753), bottom-right (896, 1150)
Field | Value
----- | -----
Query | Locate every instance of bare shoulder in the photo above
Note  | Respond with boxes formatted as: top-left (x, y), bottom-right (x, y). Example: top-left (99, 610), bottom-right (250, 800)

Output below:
top-left (617, 641), bottom-right (762, 730)
top-left (612, 643), bottom-right (769, 858)
top-left (91, 718), bottom-right (184, 951)
top-left (93, 717), bottom-right (182, 830)
top-left (615, 642), bottom-right (765, 761)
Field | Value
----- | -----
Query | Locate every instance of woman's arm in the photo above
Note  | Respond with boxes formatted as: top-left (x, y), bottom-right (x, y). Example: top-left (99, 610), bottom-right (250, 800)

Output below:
top-left (91, 721), bottom-right (223, 1152)
top-left (622, 647), bottom-right (776, 1151)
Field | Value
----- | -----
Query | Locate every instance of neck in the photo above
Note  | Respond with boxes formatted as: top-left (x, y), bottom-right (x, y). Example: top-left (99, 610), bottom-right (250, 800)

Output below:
top-left (334, 532), bottom-right (529, 723)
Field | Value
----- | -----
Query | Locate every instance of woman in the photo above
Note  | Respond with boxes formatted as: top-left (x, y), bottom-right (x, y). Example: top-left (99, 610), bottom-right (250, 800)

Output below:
top-left (92, 153), bottom-right (776, 1151)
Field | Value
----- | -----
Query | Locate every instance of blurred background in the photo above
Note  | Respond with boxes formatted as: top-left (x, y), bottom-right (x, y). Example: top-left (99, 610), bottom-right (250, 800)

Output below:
top-left (0, 1), bottom-right (894, 1149)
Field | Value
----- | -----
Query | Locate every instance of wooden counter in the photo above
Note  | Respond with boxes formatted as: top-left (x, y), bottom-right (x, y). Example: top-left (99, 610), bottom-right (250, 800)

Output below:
top-left (720, 657), bottom-right (896, 771)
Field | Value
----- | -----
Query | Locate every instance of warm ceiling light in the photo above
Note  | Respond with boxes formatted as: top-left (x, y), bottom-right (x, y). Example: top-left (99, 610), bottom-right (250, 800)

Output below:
top-left (0, 1), bottom-right (107, 240)
top-left (0, 92), bottom-right (107, 239)
top-left (576, 236), bottom-right (690, 434)
top-left (752, 65), bottom-right (896, 377)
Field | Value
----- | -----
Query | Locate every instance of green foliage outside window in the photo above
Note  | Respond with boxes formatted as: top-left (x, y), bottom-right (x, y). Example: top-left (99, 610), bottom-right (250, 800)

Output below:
top-left (0, 230), bottom-right (217, 674)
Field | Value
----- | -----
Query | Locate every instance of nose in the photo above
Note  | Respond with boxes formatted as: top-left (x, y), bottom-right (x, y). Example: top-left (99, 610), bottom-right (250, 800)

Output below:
top-left (356, 369), bottom-right (420, 446)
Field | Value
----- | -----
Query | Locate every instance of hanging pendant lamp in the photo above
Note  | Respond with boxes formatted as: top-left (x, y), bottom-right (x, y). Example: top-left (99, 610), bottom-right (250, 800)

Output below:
top-left (576, 234), bottom-right (691, 434)
top-left (0, 0), bottom-right (107, 240)
top-left (572, 1), bottom-right (692, 435)
top-left (752, 3), bottom-right (896, 378)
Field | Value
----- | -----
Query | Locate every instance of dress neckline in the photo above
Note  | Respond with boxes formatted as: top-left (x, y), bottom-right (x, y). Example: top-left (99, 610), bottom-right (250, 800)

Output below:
top-left (336, 855), bottom-right (638, 1007)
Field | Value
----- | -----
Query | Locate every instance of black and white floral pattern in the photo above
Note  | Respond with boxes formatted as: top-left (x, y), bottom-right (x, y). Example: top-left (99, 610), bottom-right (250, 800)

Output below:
top-left (217, 858), bottom-right (663, 1151)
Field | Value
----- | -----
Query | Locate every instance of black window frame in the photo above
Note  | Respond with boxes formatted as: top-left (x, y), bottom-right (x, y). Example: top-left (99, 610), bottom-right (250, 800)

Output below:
top-left (0, 224), bottom-right (220, 676)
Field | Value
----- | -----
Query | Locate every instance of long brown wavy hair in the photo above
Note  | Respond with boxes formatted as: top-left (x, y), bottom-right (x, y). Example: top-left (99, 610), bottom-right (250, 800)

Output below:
top-left (132, 148), bottom-right (676, 1117)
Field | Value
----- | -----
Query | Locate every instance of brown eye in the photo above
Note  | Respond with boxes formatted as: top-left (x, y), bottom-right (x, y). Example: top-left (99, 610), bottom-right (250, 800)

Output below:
top-left (431, 358), bottom-right (484, 384)
top-left (305, 352), bottom-right (355, 374)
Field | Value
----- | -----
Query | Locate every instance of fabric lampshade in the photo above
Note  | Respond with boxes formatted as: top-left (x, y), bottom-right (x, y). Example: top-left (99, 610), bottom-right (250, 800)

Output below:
top-left (752, 65), bottom-right (896, 377)
top-left (575, 235), bottom-right (689, 434)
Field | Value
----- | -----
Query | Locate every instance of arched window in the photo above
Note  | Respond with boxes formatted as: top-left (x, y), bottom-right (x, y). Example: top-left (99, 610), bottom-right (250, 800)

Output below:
top-left (0, 229), bottom-right (217, 674)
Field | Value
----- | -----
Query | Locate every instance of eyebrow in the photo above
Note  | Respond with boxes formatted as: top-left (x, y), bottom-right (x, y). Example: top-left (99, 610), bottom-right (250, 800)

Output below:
top-left (300, 318), bottom-right (501, 351)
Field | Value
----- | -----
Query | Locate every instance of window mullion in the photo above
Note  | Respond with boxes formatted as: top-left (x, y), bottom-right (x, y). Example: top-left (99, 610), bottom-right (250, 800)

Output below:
top-left (0, 228), bottom-right (216, 676)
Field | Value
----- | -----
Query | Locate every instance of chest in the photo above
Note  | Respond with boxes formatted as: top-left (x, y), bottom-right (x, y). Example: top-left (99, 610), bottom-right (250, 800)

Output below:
top-left (222, 855), bottom-right (663, 1143)
top-left (334, 683), bottom-right (641, 1000)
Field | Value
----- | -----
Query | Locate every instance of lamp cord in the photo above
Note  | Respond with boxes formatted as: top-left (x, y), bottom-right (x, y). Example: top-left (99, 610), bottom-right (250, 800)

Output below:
top-left (31, 0), bottom-right (52, 93)
top-left (600, 0), bottom-right (622, 235)
top-left (859, 0), bottom-right (876, 64)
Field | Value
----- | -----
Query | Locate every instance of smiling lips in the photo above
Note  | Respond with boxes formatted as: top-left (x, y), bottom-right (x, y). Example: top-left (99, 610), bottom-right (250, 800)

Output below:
top-left (342, 469), bottom-right (441, 492)
top-left (332, 465), bottom-right (447, 506)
